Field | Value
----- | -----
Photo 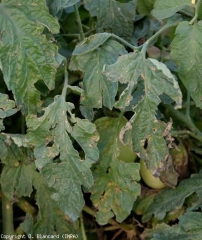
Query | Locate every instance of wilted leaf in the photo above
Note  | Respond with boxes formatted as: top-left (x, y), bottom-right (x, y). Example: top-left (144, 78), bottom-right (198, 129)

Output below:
top-left (171, 21), bottom-right (202, 109)
top-left (84, 0), bottom-right (136, 40)
top-left (0, 0), bottom-right (60, 114)
top-left (92, 117), bottom-right (140, 224)
top-left (104, 52), bottom-right (182, 173)
top-left (26, 80), bottom-right (99, 220)
top-left (152, 0), bottom-right (191, 20)
top-left (70, 39), bottom-right (127, 115)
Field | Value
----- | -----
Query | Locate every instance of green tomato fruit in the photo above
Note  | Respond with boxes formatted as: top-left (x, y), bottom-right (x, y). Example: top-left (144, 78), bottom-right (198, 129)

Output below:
top-left (140, 159), bottom-right (166, 190)
top-left (117, 117), bottom-right (137, 163)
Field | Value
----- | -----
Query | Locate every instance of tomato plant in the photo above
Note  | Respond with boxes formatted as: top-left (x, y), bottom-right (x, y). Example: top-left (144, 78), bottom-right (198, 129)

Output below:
top-left (1, 0), bottom-right (202, 239)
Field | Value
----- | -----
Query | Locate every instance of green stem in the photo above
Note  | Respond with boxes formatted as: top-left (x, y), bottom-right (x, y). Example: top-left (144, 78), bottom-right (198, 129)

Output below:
top-left (2, 192), bottom-right (15, 234)
top-left (111, 34), bottom-right (140, 51)
top-left (186, 92), bottom-right (191, 118)
top-left (15, 198), bottom-right (36, 215)
top-left (74, 4), bottom-right (85, 41)
top-left (165, 104), bottom-right (202, 142)
top-left (171, 130), bottom-right (202, 141)
top-left (82, 24), bottom-right (90, 30)
top-left (83, 205), bottom-right (121, 228)
top-left (60, 34), bottom-right (80, 38)
top-left (141, 22), bottom-right (178, 55)
top-left (62, 69), bottom-right (68, 98)
top-left (191, 147), bottom-right (202, 155)
top-left (84, 29), bottom-right (95, 36)
top-left (89, 225), bottom-right (120, 233)
top-left (178, 9), bottom-right (194, 18)
top-left (80, 213), bottom-right (87, 240)
top-left (189, 0), bottom-right (201, 24)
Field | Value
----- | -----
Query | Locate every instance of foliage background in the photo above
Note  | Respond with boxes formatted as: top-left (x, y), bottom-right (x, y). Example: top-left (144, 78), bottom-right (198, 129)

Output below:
top-left (1, 0), bottom-right (202, 239)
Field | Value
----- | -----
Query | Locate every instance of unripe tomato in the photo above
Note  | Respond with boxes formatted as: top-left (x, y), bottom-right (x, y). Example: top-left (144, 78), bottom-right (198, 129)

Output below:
top-left (140, 159), bottom-right (166, 190)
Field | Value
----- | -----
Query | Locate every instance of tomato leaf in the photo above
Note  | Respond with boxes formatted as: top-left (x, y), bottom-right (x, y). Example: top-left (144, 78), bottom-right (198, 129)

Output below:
top-left (0, 93), bottom-right (18, 131)
top-left (137, 0), bottom-right (155, 15)
top-left (84, 0), bottom-right (136, 40)
top-left (70, 39), bottom-right (127, 118)
top-left (152, 0), bottom-right (192, 20)
top-left (47, 0), bottom-right (80, 16)
top-left (92, 117), bottom-right (140, 224)
top-left (26, 83), bottom-right (99, 220)
top-left (171, 21), bottom-right (202, 109)
top-left (72, 33), bottom-right (111, 55)
top-left (0, 0), bottom-right (59, 114)
top-left (30, 173), bottom-right (81, 236)
top-left (104, 52), bottom-right (182, 172)
top-left (142, 173), bottom-right (202, 222)
top-left (142, 212), bottom-right (202, 240)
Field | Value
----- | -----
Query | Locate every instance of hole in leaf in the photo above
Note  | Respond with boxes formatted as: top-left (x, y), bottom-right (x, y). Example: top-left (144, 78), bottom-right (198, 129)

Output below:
top-left (143, 138), bottom-right (148, 149)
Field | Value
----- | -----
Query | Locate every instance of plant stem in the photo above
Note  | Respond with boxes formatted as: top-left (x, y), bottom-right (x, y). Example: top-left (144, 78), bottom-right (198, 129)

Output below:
top-left (111, 34), bottom-right (140, 51)
top-left (189, 0), bottom-right (201, 24)
top-left (82, 24), bottom-right (90, 30)
top-left (80, 212), bottom-right (87, 240)
top-left (60, 34), bottom-right (80, 37)
top-left (62, 69), bottom-right (68, 98)
top-left (89, 225), bottom-right (121, 233)
top-left (171, 130), bottom-right (202, 141)
top-left (141, 22), bottom-right (179, 55)
top-left (178, 10), bottom-right (194, 18)
top-left (2, 192), bottom-right (15, 234)
top-left (83, 205), bottom-right (121, 228)
top-left (74, 4), bottom-right (85, 41)
top-left (15, 198), bottom-right (36, 215)
top-left (165, 104), bottom-right (202, 142)
top-left (186, 92), bottom-right (191, 118)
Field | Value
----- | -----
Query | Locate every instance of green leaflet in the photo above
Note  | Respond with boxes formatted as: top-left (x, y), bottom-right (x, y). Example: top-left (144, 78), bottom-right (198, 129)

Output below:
top-left (1, 163), bottom-right (35, 200)
top-left (104, 52), bottom-right (182, 172)
top-left (0, 93), bottom-right (18, 118)
top-left (142, 212), bottom-right (202, 240)
top-left (84, 0), bottom-right (136, 40)
top-left (0, 134), bottom-right (80, 235)
top-left (0, 0), bottom-right (59, 114)
top-left (0, 93), bottom-right (18, 131)
top-left (171, 21), bottom-right (202, 109)
top-left (70, 39), bottom-right (127, 116)
top-left (92, 117), bottom-right (140, 225)
top-left (26, 92), bottom-right (99, 221)
top-left (0, 135), bottom-right (35, 201)
top-left (29, 173), bottom-right (81, 236)
top-left (137, 0), bottom-right (155, 15)
top-left (142, 173), bottom-right (202, 222)
top-left (0, 133), bottom-right (34, 199)
top-left (152, 0), bottom-right (192, 20)
top-left (0, 134), bottom-right (27, 166)
top-left (47, 0), bottom-right (80, 16)
top-left (72, 33), bottom-right (111, 55)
